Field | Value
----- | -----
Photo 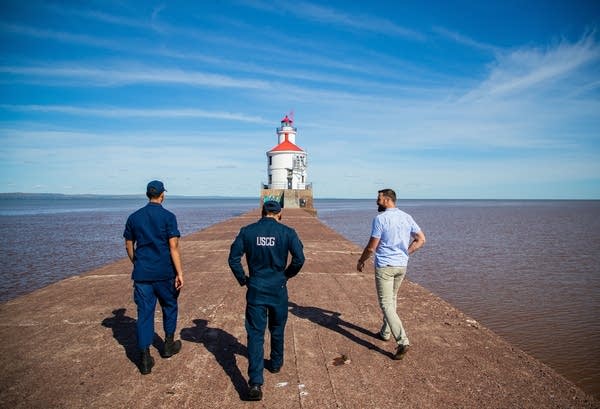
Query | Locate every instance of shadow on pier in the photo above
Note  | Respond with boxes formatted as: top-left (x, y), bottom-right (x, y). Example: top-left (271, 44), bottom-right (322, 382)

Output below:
top-left (181, 319), bottom-right (248, 400)
top-left (288, 301), bottom-right (393, 359)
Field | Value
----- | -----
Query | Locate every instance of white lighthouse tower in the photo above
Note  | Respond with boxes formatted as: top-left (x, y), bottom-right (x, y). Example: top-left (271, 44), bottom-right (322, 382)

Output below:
top-left (267, 114), bottom-right (307, 190)
top-left (261, 114), bottom-right (314, 212)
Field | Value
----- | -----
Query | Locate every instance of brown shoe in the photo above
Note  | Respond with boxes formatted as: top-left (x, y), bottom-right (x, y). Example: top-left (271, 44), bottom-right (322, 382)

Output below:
top-left (393, 344), bottom-right (410, 360)
top-left (378, 331), bottom-right (391, 342)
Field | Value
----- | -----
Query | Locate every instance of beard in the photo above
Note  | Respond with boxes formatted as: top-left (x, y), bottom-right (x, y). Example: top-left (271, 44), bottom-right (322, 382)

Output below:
top-left (377, 204), bottom-right (386, 212)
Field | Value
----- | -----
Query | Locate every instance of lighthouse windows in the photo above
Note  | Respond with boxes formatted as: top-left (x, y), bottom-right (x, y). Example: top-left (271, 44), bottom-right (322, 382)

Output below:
top-left (269, 156), bottom-right (272, 166)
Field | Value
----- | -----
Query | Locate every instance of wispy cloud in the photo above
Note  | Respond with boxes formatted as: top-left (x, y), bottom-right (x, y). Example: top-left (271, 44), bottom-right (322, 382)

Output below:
top-left (0, 65), bottom-right (270, 89)
top-left (1, 16), bottom-right (429, 89)
top-left (464, 32), bottom-right (600, 100)
top-left (0, 105), bottom-right (268, 123)
top-left (291, 0), bottom-right (425, 40)
top-left (0, 23), bottom-right (117, 48)
top-left (433, 26), bottom-right (499, 53)
top-left (0, 60), bottom-right (455, 104)
top-left (1, 21), bottom-right (400, 87)
top-left (51, 8), bottom-right (151, 30)
top-left (240, 0), bottom-right (425, 41)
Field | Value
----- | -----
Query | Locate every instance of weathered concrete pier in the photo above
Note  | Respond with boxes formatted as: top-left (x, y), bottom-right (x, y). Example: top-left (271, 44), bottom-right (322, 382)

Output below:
top-left (0, 209), bottom-right (597, 408)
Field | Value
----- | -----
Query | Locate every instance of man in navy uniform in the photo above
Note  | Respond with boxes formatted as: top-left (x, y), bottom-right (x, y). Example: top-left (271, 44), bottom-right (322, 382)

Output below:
top-left (228, 200), bottom-right (305, 401)
top-left (123, 180), bottom-right (184, 375)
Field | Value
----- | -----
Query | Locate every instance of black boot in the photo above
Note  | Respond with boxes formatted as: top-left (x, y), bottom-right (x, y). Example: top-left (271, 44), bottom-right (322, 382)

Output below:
top-left (162, 334), bottom-right (182, 358)
top-left (139, 348), bottom-right (154, 375)
top-left (248, 384), bottom-right (263, 401)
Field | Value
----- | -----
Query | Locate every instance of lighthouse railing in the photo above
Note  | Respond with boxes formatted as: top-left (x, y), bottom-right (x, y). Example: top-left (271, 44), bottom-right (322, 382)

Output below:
top-left (261, 182), bottom-right (313, 190)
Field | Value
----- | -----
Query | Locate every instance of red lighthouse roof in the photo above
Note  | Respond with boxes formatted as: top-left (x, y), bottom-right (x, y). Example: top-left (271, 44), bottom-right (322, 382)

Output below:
top-left (269, 139), bottom-right (304, 152)
top-left (281, 115), bottom-right (293, 124)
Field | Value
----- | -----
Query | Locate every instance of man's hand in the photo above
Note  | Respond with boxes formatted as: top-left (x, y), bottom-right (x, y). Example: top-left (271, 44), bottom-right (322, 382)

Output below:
top-left (175, 273), bottom-right (184, 290)
top-left (408, 230), bottom-right (426, 255)
top-left (357, 236), bottom-right (379, 272)
top-left (169, 236), bottom-right (184, 290)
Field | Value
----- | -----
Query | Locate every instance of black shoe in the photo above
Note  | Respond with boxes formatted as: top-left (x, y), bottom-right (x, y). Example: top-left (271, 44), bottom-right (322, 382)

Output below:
top-left (267, 361), bottom-right (281, 373)
top-left (393, 344), bottom-right (410, 360)
top-left (139, 348), bottom-right (155, 375)
top-left (247, 384), bottom-right (262, 401)
top-left (162, 334), bottom-right (182, 358)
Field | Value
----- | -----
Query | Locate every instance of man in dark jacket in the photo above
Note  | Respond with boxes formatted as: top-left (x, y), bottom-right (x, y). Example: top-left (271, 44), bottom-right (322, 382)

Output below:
top-left (123, 180), bottom-right (184, 375)
top-left (228, 200), bottom-right (305, 401)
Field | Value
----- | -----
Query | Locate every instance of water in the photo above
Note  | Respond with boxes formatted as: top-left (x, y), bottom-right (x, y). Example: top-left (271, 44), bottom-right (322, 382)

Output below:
top-left (0, 196), bottom-right (258, 303)
top-left (0, 196), bottom-right (598, 397)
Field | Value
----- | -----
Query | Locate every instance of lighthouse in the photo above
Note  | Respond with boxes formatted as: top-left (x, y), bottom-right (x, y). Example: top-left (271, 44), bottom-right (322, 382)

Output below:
top-left (261, 114), bottom-right (314, 212)
top-left (267, 115), bottom-right (307, 189)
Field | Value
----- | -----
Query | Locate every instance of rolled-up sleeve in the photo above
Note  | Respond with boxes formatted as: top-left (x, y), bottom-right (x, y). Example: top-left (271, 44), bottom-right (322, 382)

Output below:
top-left (123, 217), bottom-right (134, 241)
top-left (167, 213), bottom-right (181, 238)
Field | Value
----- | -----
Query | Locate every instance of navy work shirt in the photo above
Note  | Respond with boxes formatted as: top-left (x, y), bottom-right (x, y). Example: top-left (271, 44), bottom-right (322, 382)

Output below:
top-left (123, 202), bottom-right (181, 281)
top-left (228, 217), bottom-right (305, 302)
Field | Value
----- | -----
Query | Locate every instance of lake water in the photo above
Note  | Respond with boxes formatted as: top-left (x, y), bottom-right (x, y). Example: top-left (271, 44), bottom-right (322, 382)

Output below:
top-left (0, 196), bottom-right (598, 397)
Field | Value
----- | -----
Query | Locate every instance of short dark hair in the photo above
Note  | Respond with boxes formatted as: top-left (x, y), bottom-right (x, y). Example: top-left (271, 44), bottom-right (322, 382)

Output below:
top-left (146, 191), bottom-right (162, 199)
top-left (378, 188), bottom-right (396, 203)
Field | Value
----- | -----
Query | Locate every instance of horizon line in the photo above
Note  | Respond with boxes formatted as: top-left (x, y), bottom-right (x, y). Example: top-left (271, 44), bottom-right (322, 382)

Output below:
top-left (1, 192), bottom-right (598, 201)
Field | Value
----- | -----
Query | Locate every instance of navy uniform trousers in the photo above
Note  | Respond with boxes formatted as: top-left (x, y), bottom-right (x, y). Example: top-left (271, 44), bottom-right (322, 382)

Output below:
top-left (245, 288), bottom-right (288, 385)
top-left (133, 278), bottom-right (179, 349)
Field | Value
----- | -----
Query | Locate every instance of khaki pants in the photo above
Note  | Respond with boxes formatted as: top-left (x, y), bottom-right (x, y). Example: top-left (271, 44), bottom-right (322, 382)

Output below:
top-left (375, 266), bottom-right (409, 346)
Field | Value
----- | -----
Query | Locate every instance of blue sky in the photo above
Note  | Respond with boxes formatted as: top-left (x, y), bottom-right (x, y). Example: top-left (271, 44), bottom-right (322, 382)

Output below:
top-left (1, 0), bottom-right (599, 199)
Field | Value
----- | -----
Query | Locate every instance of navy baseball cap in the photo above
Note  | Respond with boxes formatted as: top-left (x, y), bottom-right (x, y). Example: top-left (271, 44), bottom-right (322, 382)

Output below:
top-left (263, 200), bottom-right (281, 214)
top-left (147, 180), bottom-right (166, 195)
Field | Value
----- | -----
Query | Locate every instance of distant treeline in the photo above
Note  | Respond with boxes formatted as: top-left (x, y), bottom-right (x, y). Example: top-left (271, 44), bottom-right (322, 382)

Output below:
top-left (0, 193), bottom-right (253, 200)
top-left (0, 193), bottom-right (140, 199)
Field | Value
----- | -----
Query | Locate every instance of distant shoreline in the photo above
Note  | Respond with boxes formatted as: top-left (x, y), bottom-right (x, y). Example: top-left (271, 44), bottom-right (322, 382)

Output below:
top-left (1, 193), bottom-right (598, 201)
top-left (0, 193), bottom-right (255, 200)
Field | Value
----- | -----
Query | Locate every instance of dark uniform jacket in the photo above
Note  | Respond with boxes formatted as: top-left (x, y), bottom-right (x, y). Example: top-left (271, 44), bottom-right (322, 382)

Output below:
top-left (228, 217), bottom-right (305, 303)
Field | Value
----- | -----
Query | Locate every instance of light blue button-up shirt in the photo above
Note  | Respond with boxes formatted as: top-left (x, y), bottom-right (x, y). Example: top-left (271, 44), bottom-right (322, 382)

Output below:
top-left (370, 208), bottom-right (421, 268)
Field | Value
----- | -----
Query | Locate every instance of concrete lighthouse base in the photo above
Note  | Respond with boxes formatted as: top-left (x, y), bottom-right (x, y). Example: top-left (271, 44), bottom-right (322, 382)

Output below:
top-left (260, 188), bottom-right (316, 215)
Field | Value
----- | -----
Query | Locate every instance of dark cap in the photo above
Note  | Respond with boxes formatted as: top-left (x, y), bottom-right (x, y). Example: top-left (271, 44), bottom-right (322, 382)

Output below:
top-left (263, 200), bottom-right (281, 214)
top-left (146, 180), bottom-right (166, 196)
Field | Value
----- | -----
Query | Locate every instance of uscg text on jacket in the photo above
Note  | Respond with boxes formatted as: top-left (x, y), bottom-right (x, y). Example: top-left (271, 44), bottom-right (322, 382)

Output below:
top-left (256, 237), bottom-right (276, 246)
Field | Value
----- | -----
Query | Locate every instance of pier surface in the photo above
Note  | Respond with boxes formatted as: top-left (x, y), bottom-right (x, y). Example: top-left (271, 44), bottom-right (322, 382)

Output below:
top-left (0, 209), bottom-right (597, 408)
